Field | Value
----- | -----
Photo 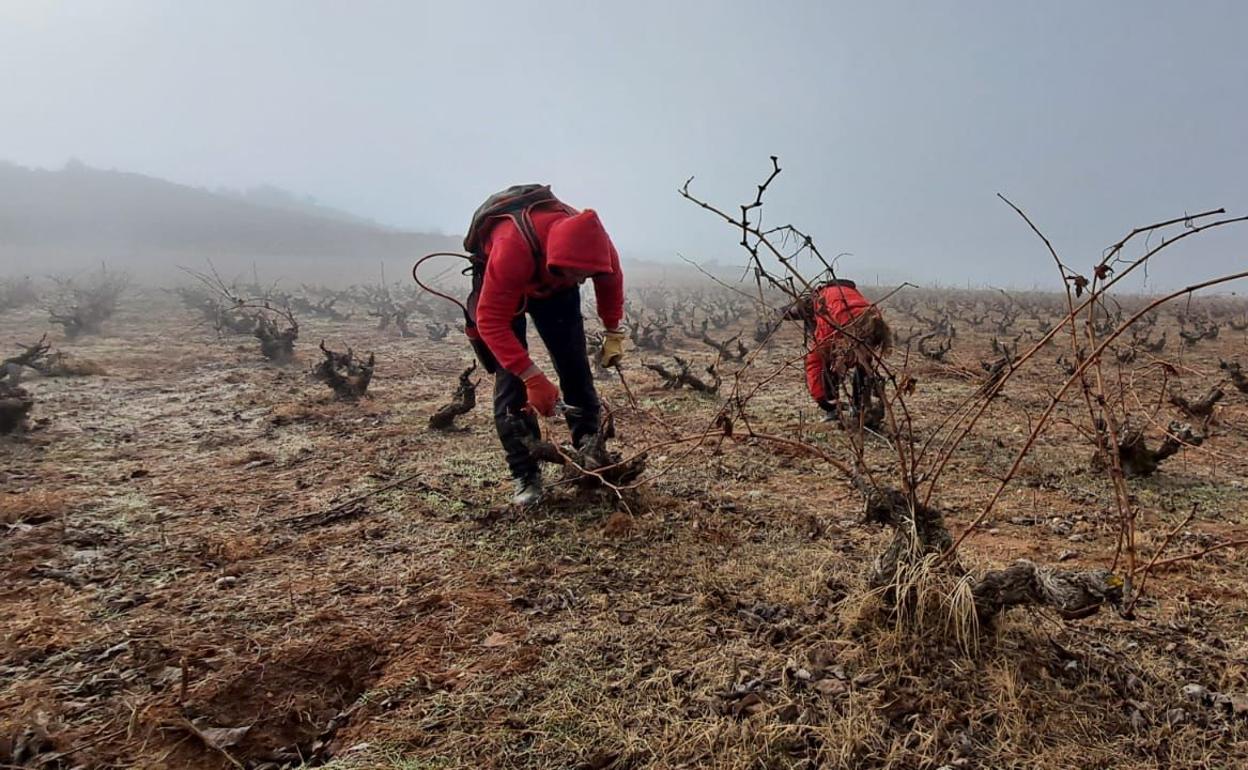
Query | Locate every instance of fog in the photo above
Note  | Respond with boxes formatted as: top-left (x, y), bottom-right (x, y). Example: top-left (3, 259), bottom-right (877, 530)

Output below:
top-left (2, 1), bottom-right (1246, 290)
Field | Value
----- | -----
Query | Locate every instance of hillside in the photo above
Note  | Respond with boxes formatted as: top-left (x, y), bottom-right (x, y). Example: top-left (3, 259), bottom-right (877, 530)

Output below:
top-left (0, 161), bottom-right (461, 274)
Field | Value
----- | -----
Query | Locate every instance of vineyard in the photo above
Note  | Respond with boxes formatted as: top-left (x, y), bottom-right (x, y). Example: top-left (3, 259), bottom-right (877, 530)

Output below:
top-left (3, 186), bottom-right (1248, 768)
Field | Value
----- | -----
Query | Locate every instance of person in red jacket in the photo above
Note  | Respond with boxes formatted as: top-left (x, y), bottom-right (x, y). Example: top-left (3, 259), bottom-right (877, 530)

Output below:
top-left (787, 278), bottom-right (890, 421)
top-left (465, 187), bottom-right (625, 505)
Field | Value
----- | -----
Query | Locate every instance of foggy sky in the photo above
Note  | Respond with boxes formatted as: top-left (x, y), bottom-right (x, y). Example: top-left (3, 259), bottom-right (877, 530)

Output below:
top-left (2, 1), bottom-right (1246, 289)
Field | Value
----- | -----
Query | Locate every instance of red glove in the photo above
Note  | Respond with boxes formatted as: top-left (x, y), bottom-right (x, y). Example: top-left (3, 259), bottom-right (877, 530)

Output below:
top-left (523, 371), bottom-right (559, 417)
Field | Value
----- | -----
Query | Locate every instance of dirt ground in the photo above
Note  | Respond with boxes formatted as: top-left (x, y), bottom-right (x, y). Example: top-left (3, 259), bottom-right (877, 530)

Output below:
top-left (2, 285), bottom-right (1247, 769)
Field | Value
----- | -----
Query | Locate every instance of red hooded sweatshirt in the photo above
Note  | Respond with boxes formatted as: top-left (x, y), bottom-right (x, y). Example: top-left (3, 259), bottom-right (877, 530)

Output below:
top-left (474, 206), bottom-right (624, 378)
top-left (804, 282), bottom-right (872, 401)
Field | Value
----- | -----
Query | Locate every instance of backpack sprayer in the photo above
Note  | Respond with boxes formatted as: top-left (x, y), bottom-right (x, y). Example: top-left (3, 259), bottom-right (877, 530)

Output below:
top-left (411, 186), bottom-right (569, 375)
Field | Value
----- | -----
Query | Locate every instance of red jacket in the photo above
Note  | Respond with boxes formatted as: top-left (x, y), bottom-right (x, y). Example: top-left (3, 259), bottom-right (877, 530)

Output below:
top-left (474, 206), bottom-right (624, 377)
top-left (804, 283), bottom-right (872, 401)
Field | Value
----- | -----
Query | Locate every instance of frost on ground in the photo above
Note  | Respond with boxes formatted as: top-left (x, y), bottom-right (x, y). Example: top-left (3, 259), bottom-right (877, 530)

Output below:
top-left (2, 284), bottom-right (1247, 770)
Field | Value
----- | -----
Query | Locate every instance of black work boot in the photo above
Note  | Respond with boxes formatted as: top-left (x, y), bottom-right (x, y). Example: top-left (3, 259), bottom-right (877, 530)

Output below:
top-left (511, 474), bottom-right (543, 506)
top-left (817, 400), bottom-right (842, 422)
top-left (574, 432), bottom-right (612, 469)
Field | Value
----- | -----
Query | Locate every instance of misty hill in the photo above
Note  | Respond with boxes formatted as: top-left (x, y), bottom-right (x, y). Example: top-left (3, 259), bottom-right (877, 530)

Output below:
top-left (0, 161), bottom-right (461, 274)
top-left (212, 183), bottom-right (383, 227)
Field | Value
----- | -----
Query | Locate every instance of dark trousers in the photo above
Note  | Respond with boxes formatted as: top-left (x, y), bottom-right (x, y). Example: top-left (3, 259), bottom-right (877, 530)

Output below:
top-left (494, 287), bottom-right (601, 480)
top-left (820, 365), bottom-right (871, 412)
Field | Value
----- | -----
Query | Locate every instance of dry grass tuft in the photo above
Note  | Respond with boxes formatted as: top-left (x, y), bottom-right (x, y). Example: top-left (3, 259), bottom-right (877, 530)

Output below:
top-left (0, 491), bottom-right (72, 524)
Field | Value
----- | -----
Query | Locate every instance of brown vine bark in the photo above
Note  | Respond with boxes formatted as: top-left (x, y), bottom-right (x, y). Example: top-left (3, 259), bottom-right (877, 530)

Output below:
top-left (314, 341), bottom-right (375, 401)
top-left (514, 414), bottom-right (647, 488)
top-left (428, 364), bottom-right (478, 431)
top-left (0, 383), bottom-right (34, 434)
top-left (856, 477), bottom-right (1122, 621)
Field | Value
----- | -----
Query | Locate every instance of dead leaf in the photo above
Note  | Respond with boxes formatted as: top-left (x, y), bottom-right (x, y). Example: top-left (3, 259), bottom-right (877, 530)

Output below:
top-left (879, 690), bottom-right (922, 722)
top-left (814, 678), bottom-right (847, 697)
top-left (482, 631), bottom-right (513, 648)
top-left (1216, 693), bottom-right (1248, 717)
top-left (578, 751), bottom-right (620, 770)
top-left (852, 671), bottom-right (882, 688)
top-left (603, 511), bottom-right (635, 538)
top-left (730, 691), bottom-right (765, 718)
top-left (191, 723), bottom-right (251, 751)
top-left (10, 724), bottom-right (55, 764)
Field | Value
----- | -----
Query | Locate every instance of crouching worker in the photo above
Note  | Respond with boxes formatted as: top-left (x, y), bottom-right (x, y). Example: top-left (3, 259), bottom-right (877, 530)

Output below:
top-left (461, 185), bottom-right (626, 506)
top-left (785, 278), bottom-right (891, 422)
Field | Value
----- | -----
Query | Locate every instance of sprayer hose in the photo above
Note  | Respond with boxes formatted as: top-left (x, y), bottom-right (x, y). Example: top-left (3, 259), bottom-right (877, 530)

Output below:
top-left (411, 252), bottom-right (472, 315)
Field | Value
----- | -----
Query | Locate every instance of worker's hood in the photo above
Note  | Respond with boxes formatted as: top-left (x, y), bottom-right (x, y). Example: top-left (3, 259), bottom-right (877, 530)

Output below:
top-left (545, 209), bottom-right (615, 276)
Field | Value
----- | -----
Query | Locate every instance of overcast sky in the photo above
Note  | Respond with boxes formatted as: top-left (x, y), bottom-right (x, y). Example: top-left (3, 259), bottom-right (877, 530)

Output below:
top-left (2, 1), bottom-right (1245, 288)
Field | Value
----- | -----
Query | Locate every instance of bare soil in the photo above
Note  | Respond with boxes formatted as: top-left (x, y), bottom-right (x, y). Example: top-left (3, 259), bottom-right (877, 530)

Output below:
top-left (2, 289), bottom-right (1247, 769)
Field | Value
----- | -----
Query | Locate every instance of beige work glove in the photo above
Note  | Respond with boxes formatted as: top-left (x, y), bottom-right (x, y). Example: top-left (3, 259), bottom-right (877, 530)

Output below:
top-left (600, 328), bottom-right (626, 368)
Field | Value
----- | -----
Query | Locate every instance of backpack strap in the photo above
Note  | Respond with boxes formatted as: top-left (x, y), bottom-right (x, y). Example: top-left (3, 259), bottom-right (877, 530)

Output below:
top-left (464, 184), bottom-right (560, 257)
top-left (464, 184), bottom-right (576, 279)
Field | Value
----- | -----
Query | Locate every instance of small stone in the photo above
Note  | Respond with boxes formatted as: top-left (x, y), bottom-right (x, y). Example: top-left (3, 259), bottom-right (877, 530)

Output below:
top-left (214, 576), bottom-right (238, 590)
top-left (1209, 691), bottom-right (1248, 717)
top-left (116, 592), bottom-right (147, 609)
top-left (1164, 708), bottom-right (1187, 726)
top-left (156, 666), bottom-right (183, 687)
top-left (95, 641), bottom-right (129, 661)
top-left (1048, 519), bottom-right (1072, 535)
top-left (71, 549), bottom-right (102, 564)
top-left (1058, 549), bottom-right (1078, 562)
top-left (1182, 683), bottom-right (1209, 704)
top-left (1230, 694), bottom-right (1248, 717)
